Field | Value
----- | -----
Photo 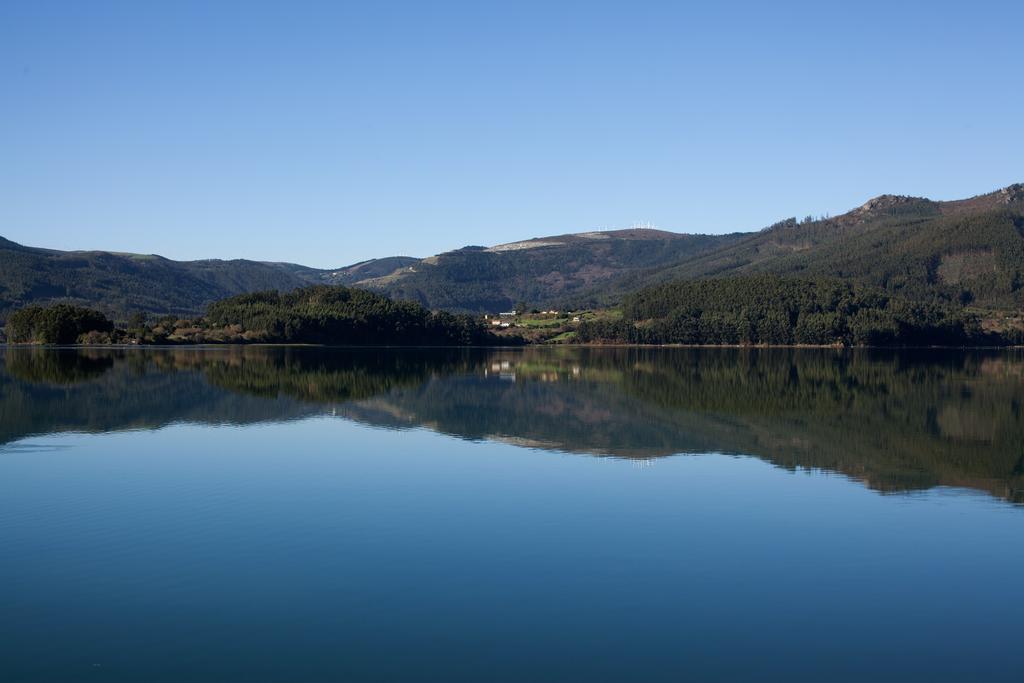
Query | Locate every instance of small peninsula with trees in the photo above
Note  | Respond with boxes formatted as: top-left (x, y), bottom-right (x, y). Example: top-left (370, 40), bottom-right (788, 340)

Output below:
top-left (4, 286), bottom-right (495, 346)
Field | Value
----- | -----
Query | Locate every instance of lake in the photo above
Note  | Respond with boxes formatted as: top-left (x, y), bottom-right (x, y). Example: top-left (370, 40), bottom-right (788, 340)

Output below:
top-left (1, 346), bottom-right (1022, 682)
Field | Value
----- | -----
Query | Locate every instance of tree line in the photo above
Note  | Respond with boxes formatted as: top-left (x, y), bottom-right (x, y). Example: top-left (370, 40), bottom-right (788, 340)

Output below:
top-left (5, 279), bottom-right (1022, 347)
top-left (576, 276), bottom-right (1021, 346)
top-left (201, 286), bottom-right (494, 345)
top-left (3, 286), bottom-right (499, 346)
top-left (5, 304), bottom-right (116, 344)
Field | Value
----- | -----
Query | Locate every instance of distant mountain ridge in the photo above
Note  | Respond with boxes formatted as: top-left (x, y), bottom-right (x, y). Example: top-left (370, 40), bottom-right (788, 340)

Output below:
top-left (0, 227), bottom-right (742, 320)
top-left (354, 228), bottom-right (743, 312)
top-left (2, 183), bottom-right (1021, 321)
top-left (335, 183), bottom-right (1024, 312)
top-left (0, 241), bottom-right (308, 321)
top-left (0, 236), bottom-right (423, 322)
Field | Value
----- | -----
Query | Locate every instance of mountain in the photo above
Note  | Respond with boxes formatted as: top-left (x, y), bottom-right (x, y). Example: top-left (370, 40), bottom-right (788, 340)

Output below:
top-left (311, 183), bottom-right (1024, 313)
top-left (627, 184), bottom-right (1024, 310)
top-left (3, 183), bottom-right (1022, 320)
top-left (353, 229), bottom-right (743, 312)
top-left (272, 256), bottom-right (420, 286)
top-left (0, 238), bottom-right (307, 321)
top-left (0, 229), bottom-right (741, 320)
top-left (0, 237), bottom-right (421, 322)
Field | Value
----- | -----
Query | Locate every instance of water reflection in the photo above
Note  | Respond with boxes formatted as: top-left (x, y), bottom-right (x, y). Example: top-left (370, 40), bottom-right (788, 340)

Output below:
top-left (2, 346), bottom-right (1022, 503)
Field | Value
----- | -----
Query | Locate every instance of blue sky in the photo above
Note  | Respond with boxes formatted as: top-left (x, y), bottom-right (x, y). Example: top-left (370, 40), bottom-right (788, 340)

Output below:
top-left (2, 1), bottom-right (1021, 268)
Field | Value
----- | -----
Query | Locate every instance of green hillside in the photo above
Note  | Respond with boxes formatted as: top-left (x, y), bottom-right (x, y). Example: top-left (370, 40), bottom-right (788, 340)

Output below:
top-left (273, 256), bottom-right (420, 286)
top-left (333, 183), bottom-right (1024, 314)
top-left (199, 285), bottom-right (493, 345)
top-left (0, 238), bottom-right (318, 322)
top-left (3, 183), bottom-right (1022, 321)
top-left (631, 184), bottom-right (1024, 310)
top-left (363, 229), bottom-right (742, 312)
top-left (575, 276), bottom-right (1002, 346)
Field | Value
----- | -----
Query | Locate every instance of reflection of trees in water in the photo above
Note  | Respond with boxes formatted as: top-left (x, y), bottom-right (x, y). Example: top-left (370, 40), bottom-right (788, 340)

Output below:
top-left (341, 348), bottom-right (1024, 503)
top-left (198, 347), bottom-right (486, 403)
top-left (0, 347), bottom-right (320, 445)
top-left (610, 349), bottom-right (1024, 502)
top-left (2, 346), bottom-right (1023, 503)
top-left (5, 347), bottom-right (114, 384)
top-left (0, 346), bottom-right (488, 446)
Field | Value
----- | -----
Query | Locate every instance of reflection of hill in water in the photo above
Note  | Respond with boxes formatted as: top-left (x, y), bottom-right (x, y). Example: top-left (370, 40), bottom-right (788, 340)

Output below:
top-left (0, 348), bottom-right (319, 444)
top-left (2, 346), bottom-right (1023, 504)
top-left (0, 347), bottom-right (485, 445)
top-left (338, 349), bottom-right (1024, 503)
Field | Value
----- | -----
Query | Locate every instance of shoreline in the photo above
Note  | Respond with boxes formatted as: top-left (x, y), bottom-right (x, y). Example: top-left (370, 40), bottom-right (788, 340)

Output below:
top-left (3, 342), bottom-right (1022, 351)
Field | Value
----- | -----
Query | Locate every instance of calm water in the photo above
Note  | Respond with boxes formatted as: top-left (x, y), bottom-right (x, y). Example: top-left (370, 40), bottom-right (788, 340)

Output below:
top-left (1, 346), bottom-right (1023, 682)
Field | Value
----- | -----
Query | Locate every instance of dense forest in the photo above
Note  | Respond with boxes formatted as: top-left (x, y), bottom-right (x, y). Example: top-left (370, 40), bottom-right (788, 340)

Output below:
top-left (576, 276), bottom-right (1017, 346)
top-left (3, 286), bottom-right (497, 346)
top-left (5, 304), bottom-right (115, 344)
top-left (199, 286), bottom-right (494, 345)
top-left (5, 278), bottom-right (1021, 347)
top-left (639, 189), bottom-right (1024, 311)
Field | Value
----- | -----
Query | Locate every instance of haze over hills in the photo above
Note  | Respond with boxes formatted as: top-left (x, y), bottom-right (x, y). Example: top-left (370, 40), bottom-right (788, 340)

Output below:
top-left (1, 183), bottom-right (1021, 321)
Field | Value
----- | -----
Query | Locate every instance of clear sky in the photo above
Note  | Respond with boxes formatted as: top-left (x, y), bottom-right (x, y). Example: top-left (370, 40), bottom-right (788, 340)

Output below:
top-left (2, 1), bottom-right (1021, 268)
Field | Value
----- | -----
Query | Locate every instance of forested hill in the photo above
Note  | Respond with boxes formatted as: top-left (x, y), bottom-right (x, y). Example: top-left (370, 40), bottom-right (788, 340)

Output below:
top-left (624, 184), bottom-right (1024, 310)
top-left (312, 183), bottom-right (1024, 312)
top-left (0, 238), bottom-right (420, 323)
top-left (359, 229), bottom-right (743, 312)
top-left (200, 286), bottom-right (492, 345)
top-left (271, 256), bottom-right (420, 287)
top-left (4, 286), bottom-right (495, 346)
top-left (3, 183), bottom-right (1022, 320)
top-left (0, 237), bottom-right (310, 322)
top-left (575, 276), bottom-right (1015, 346)
top-left (0, 229), bottom-right (743, 320)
